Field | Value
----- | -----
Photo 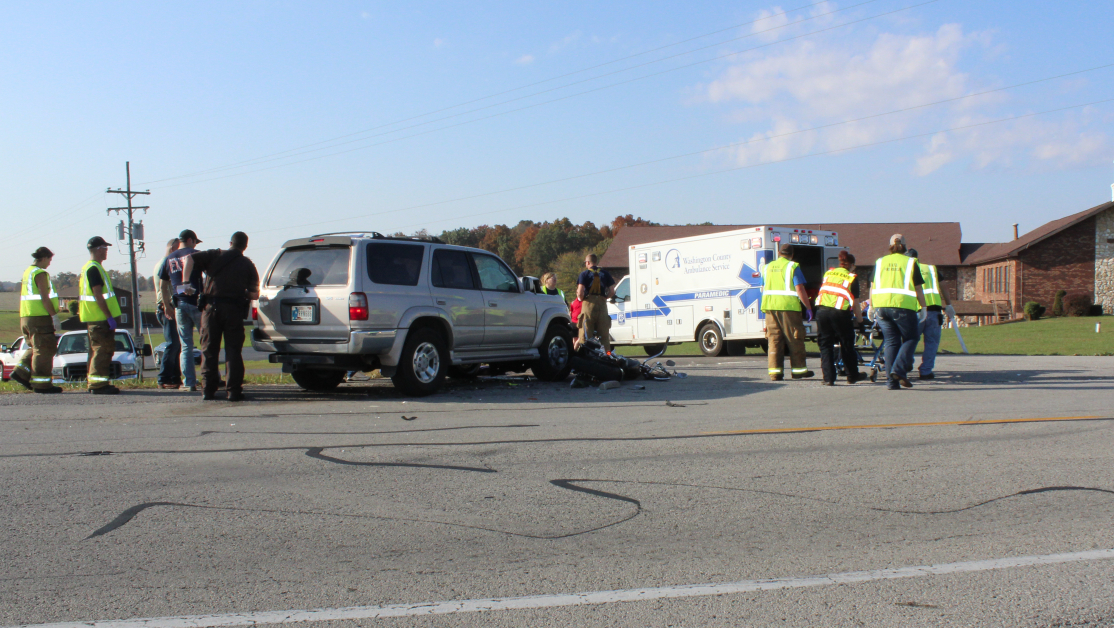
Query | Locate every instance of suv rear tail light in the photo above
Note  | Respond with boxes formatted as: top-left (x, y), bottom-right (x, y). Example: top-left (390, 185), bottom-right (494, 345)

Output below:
top-left (251, 306), bottom-right (258, 320)
top-left (349, 292), bottom-right (369, 321)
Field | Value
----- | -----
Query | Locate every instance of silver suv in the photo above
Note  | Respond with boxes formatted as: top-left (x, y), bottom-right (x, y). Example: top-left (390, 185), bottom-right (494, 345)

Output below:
top-left (251, 232), bottom-right (573, 396)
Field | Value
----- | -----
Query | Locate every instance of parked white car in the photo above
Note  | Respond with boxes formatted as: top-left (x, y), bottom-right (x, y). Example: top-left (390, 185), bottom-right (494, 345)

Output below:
top-left (50, 330), bottom-right (152, 384)
top-left (0, 336), bottom-right (31, 381)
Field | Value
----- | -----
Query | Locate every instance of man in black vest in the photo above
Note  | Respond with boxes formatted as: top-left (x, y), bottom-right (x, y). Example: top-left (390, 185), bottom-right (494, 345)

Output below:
top-left (181, 232), bottom-right (259, 401)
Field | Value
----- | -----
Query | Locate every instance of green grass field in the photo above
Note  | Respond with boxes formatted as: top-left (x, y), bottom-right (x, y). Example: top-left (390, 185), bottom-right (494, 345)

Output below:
top-left (613, 316), bottom-right (1113, 357)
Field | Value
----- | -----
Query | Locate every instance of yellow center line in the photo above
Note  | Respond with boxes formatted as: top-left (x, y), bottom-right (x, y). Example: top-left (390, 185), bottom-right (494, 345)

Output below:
top-left (701, 416), bottom-right (1106, 436)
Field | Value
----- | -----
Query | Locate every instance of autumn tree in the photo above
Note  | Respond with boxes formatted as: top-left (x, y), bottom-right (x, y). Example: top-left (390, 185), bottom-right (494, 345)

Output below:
top-left (53, 272), bottom-right (78, 290)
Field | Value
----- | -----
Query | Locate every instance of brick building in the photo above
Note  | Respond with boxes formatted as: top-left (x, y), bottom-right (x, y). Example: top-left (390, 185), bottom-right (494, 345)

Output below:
top-left (960, 200), bottom-right (1114, 316)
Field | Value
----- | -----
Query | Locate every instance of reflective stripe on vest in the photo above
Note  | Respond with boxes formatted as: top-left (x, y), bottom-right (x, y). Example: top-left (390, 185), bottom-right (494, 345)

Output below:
top-left (79, 260), bottom-right (123, 322)
top-left (920, 263), bottom-right (942, 308)
top-left (761, 258), bottom-right (801, 311)
top-left (818, 268), bottom-right (856, 310)
top-left (872, 254), bottom-right (919, 309)
top-left (20, 266), bottom-right (59, 317)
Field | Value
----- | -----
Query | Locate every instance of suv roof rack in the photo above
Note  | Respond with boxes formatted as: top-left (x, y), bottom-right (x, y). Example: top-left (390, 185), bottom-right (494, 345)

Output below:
top-left (309, 231), bottom-right (445, 244)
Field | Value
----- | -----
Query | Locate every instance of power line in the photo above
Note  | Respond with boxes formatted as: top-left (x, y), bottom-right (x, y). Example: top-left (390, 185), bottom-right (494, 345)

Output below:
top-left (139, 0), bottom-right (877, 185)
top-left (0, 191), bottom-right (103, 246)
top-left (145, 0), bottom-right (911, 187)
top-left (250, 63), bottom-right (1114, 237)
top-left (385, 98), bottom-right (1114, 233)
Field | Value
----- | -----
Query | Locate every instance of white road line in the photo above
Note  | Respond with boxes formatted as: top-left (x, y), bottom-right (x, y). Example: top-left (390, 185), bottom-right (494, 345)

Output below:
top-left (10, 548), bottom-right (1114, 628)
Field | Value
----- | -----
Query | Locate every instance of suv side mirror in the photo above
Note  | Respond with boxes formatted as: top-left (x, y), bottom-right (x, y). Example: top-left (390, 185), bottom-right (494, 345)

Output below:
top-left (142, 344), bottom-right (153, 357)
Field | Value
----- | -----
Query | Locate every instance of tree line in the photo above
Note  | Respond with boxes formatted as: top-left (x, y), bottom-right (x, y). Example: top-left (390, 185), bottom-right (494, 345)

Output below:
top-left (432, 214), bottom-right (661, 298)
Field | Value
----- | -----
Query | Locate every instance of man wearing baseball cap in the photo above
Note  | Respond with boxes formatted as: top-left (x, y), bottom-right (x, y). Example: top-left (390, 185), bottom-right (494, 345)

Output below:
top-left (12, 247), bottom-right (63, 393)
top-left (79, 236), bottom-right (123, 394)
top-left (159, 229), bottom-right (205, 392)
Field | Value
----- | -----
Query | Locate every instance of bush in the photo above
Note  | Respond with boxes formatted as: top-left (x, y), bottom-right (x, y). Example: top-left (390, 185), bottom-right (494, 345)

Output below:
top-left (1051, 290), bottom-right (1067, 317)
top-left (1064, 293), bottom-right (1093, 317)
top-left (1023, 301), bottom-right (1045, 321)
top-left (67, 301), bottom-right (79, 315)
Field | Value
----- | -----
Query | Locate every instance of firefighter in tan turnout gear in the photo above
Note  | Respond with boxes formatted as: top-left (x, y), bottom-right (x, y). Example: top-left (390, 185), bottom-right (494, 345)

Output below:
top-left (760, 243), bottom-right (814, 381)
top-left (12, 247), bottom-right (63, 394)
top-left (576, 253), bottom-right (616, 353)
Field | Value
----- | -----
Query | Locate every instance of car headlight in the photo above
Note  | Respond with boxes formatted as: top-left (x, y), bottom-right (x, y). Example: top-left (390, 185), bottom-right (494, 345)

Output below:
top-left (120, 364), bottom-right (136, 374)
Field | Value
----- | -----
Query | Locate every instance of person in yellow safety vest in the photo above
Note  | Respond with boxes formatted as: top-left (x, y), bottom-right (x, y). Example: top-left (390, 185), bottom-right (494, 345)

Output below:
top-left (79, 236), bottom-right (123, 395)
top-left (540, 272), bottom-right (566, 301)
top-left (815, 250), bottom-right (865, 386)
top-left (576, 253), bottom-right (616, 352)
top-left (760, 243), bottom-right (814, 381)
top-left (12, 247), bottom-right (64, 394)
top-left (904, 248), bottom-right (954, 380)
top-left (869, 234), bottom-right (927, 390)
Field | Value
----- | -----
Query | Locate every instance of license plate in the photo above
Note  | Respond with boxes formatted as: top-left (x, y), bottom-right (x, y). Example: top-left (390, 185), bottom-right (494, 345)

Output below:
top-left (290, 305), bottom-right (315, 322)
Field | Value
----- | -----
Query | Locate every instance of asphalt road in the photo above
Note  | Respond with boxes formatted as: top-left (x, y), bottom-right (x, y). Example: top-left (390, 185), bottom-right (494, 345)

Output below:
top-left (2, 354), bottom-right (1113, 627)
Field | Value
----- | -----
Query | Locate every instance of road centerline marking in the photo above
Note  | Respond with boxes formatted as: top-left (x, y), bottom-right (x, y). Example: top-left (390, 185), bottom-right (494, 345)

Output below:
top-left (9, 549), bottom-right (1114, 627)
top-left (701, 415), bottom-right (1105, 435)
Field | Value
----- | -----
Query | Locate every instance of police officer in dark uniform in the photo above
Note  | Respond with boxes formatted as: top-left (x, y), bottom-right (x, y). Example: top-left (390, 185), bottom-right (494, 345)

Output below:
top-left (181, 232), bottom-right (259, 401)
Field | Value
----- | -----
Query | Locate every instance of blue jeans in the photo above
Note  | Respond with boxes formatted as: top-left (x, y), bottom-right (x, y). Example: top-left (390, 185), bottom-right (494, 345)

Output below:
top-left (175, 301), bottom-right (202, 388)
top-left (918, 310), bottom-right (943, 375)
top-left (157, 308), bottom-right (181, 385)
top-left (875, 307), bottom-right (918, 386)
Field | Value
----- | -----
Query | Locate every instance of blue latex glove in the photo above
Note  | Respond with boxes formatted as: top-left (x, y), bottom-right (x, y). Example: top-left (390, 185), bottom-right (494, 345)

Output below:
top-left (107, 316), bottom-right (117, 331)
top-left (805, 309), bottom-right (814, 322)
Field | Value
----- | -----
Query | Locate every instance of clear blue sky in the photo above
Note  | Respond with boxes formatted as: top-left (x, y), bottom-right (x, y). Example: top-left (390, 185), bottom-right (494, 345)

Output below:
top-left (2, 0), bottom-right (1112, 277)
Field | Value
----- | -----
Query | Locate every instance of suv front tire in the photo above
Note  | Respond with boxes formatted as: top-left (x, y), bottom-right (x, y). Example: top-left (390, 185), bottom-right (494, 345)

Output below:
top-left (530, 324), bottom-right (573, 382)
top-left (392, 327), bottom-right (447, 396)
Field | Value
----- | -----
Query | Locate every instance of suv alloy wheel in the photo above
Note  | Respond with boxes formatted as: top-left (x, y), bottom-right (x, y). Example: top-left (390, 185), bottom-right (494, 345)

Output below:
top-left (530, 324), bottom-right (573, 381)
top-left (392, 327), bottom-right (447, 396)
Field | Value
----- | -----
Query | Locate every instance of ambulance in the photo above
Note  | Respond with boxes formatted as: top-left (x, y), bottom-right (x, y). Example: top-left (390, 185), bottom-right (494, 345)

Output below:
top-left (606, 226), bottom-right (847, 356)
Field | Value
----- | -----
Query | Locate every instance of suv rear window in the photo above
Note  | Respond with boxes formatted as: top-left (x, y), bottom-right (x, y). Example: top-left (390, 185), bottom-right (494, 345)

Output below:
top-left (367, 243), bottom-right (424, 286)
top-left (268, 247), bottom-right (351, 287)
top-left (431, 249), bottom-right (475, 290)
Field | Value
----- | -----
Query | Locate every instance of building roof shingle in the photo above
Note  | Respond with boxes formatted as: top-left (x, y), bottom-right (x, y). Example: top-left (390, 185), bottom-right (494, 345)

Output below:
top-left (961, 201), bottom-right (1114, 265)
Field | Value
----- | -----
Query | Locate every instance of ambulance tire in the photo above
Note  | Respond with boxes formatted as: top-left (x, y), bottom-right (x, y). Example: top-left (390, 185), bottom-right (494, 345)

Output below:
top-left (643, 344), bottom-right (666, 356)
top-left (725, 340), bottom-right (747, 356)
top-left (698, 323), bottom-right (725, 357)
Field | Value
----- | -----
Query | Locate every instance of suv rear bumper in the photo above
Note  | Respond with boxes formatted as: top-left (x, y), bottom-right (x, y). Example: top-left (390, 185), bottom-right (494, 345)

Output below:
top-left (253, 328), bottom-right (406, 373)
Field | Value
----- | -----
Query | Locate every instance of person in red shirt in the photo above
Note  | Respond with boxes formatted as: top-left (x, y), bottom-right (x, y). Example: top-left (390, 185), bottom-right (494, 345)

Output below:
top-left (569, 296), bottom-right (583, 350)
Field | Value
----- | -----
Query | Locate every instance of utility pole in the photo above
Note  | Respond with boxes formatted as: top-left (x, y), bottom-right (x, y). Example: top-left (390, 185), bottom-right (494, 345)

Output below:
top-left (106, 162), bottom-right (150, 381)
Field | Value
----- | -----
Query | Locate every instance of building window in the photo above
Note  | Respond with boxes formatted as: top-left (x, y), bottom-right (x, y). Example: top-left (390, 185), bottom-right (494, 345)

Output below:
top-left (119, 296), bottom-right (127, 307)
